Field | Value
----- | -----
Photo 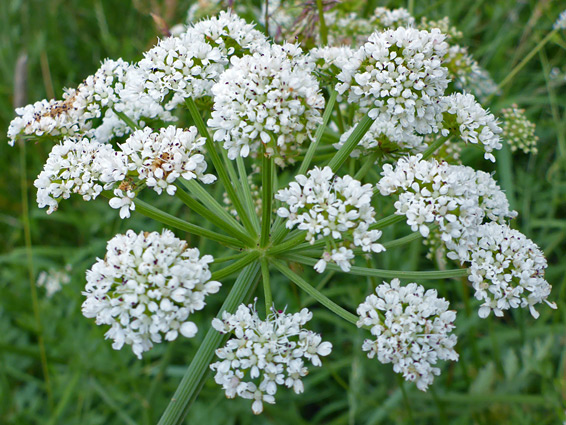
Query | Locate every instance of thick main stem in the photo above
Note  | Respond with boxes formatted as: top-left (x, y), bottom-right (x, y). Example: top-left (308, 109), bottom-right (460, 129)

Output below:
top-left (157, 263), bottom-right (261, 425)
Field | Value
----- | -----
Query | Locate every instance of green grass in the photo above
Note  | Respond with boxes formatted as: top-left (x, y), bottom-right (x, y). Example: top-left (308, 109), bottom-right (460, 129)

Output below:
top-left (1, 0), bottom-right (566, 424)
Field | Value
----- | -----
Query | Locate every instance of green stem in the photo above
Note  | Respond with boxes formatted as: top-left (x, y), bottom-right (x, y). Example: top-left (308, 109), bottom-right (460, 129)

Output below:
top-left (298, 89), bottom-right (338, 176)
top-left (157, 263), bottom-right (261, 425)
top-left (180, 178), bottom-right (249, 237)
top-left (272, 260), bottom-right (359, 325)
top-left (112, 107), bottom-right (140, 131)
top-left (327, 114), bottom-right (374, 172)
top-left (236, 157), bottom-right (261, 232)
top-left (174, 184), bottom-right (255, 246)
top-left (212, 252), bottom-right (248, 264)
top-left (19, 138), bottom-right (53, 410)
top-left (370, 214), bottom-right (405, 230)
top-left (284, 254), bottom-right (468, 280)
top-left (422, 136), bottom-right (450, 160)
top-left (316, 0), bottom-right (328, 46)
top-left (211, 251), bottom-right (260, 281)
top-left (260, 146), bottom-right (273, 248)
top-left (185, 98), bottom-right (257, 237)
top-left (133, 198), bottom-right (244, 248)
top-left (261, 258), bottom-right (273, 315)
top-left (497, 29), bottom-right (557, 92)
top-left (354, 151), bottom-right (379, 180)
top-left (268, 231), bottom-right (307, 255)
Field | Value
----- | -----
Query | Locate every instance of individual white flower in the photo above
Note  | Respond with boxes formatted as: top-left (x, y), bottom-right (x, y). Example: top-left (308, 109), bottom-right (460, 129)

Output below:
top-left (82, 229), bottom-right (220, 358)
top-left (37, 264), bottom-right (72, 298)
top-left (8, 59), bottom-right (174, 145)
top-left (336, 27), bottom-right (449, 140)
top-left (211, 304), bottom-right (331, 415)
top-left (208, 43), bottom-right (324, 166)
top-left (120, 125), bottom-right (216, 195)
top-left (441, 93), bottom-right (502, 162)
top-left (554, 10), bottom-right (566, 30)
top-left (276, 166), bottom-right (385, 272)
top-left (34, 137), bottom-right (128, 214)
top-left (451, 222), bottom-right (556, 319)
top-left (357, 278), bottom-right (458, 391)
top-left (501, 104), bottom-right (538, 154)
top-left (377, 154), bottom-right (516, 251)
top-left (128, 11), bottom-right (268, 110)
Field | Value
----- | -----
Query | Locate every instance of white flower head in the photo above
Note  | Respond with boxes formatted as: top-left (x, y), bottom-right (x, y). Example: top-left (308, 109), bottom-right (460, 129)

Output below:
top-left (455, 223), bottom-right (556, 319)
top-left (128, 11), bottom-right (268, 110)
top-left (501, 104), bottom-right (538, 154)
top-left (120, 125), bottom-right (216, 196)
top-left (336, 27), bottom-right (450, 139)
top-left (82, 230), bottom-right (220, 358)
top-left (210, 304), bottom-right (331, 414)
top-left (441, 93), bottom-right (502, 162)
top-left (554, 10), bottom-right (566, 30)
top-left (276, 166), bottom-right (385, 272)
top-left (34, 137), bottom-right (128, 214)
top-left (208, 43), bottom-right (324, 166)
top-left (357, 279), bottom-right (458, 391)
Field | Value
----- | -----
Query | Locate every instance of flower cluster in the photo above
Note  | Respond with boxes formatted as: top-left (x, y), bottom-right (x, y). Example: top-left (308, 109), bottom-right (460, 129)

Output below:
top-left (357, 278), bottom-right (458, 391)
top-left (8, 59), bottom-right (173, 145)
top-left (501, 104), bottom-right (538, 154)
top-left (82, 230), bottom-right (220, 358)
top-left (276, 166), bottom-right (385, 272)
top-left (37, 264), bottom-right (72, 298)
top-left (34, 137), bottom-right (127, 214)
top-left (441, 93), bottom-right (502, 162)
top-left (377, 154), bottom-right (516, 243)
top-left (130, 11), bottom-right (268, 110)
top-left (554, 10), bottom-right (566, 31)
top-left (120, 125), bottom-right (216, 195)
top-left (336, 27), bottom-right (449, 141)
top-left (208, 43), bottom-right (324, 166)
top-left (452, 223), bottom-right (556, 319)
top-left (210, 304), bottom-right (332, 414)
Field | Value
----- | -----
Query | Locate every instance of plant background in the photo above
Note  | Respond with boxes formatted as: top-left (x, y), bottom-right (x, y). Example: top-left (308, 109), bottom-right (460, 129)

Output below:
top-left (1, 0), bottom-right (565, 424)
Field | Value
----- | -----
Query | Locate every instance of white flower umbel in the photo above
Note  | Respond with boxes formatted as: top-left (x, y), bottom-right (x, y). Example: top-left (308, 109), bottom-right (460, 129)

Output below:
top-left (34, 137), bottom-right (128, 214)
top-left (37, 264), bottom-right (72, 298)
top-left (130, 11), bottom-right (268, 110)
top-left (276, 166), bottom-right (385, 273)
top-left (82, 230), bottom-right (220, 359)
top-left (210, 304), bottom-right (332, 415)
top-left (120, 125), bottom-right (216, 196)
top-left (441, 93), bottom-right (502, 162)
top-left (336, 27), bottom-right (449, 139)
top-left (357, 278), bottom-right (458, 391)
top-left (453, 222), bottom-right (556, 319)
top-left (554, 10), bottom-right (566, 30)
top-left (208, 43), bottom-right (324, 166)
top-left (501, 104), bottom-right (538, 154)
top-left (8, 59), bottom-right (173, 145)
top-left (377, 154), bottom-right (516, 251)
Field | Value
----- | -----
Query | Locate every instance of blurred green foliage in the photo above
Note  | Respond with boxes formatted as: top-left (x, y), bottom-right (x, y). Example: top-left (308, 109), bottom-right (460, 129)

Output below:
top-left (1, 0), bottom-right (565, 424)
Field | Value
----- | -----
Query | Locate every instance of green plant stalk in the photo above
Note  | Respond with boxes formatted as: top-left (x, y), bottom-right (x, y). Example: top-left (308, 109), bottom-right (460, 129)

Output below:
top-left (133, 198), bottom-right (244, 248)
top-left (261, 257), bottom-right (273, 315)
top-left (19, 139), bottom-right (53, 410)
top-left (268, 230), bottom-right (307, 255)
top-left (211, 251), bottom-right (260, 281)
top-left (272, 260), bottom-right (359, 325)
top-left (112, 107), bottom-right (140, 131)
top-left (496, 29), bottom-right (557, 92)
top-left (298, 89), bottom-right (338, 176)
top-left (316, 0), bottom-right (328, 46)
top-left (185, 98), bottom-right (257, 237)
top-left (236, 157), bottom-right (261, 232)
top-left (157, 263), bottom-right (261, 425)
top-left (174, 184), bottom-right (255, 246)
top-left (180, 178), bottom-right (249, 237)
top-left (354, 151), bottom-right (380, 180)
top-left (371, 214), bottom-right (405, 230)
top-left (212, 252), bottom-right (248, 264)
top-left (284, 254), bottom-right (468, 280)
top-left (327, 114), bottom-right (374, 172)
top-left (261, 147), bottom-right (273, 248)
top-left (422, 136), bottom-right (450, 160)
